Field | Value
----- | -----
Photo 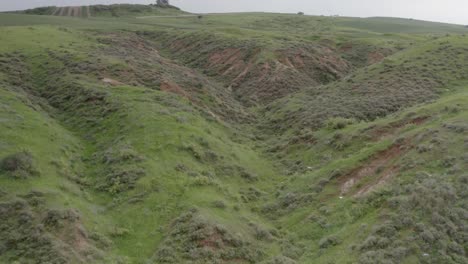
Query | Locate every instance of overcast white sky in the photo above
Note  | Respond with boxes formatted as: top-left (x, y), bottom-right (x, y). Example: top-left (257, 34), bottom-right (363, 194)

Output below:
top-left (1, 0), bottom-right (467, 25)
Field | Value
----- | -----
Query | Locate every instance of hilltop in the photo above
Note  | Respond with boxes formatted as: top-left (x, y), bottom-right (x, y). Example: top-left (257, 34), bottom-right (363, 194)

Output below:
top-left (0, 4), bottom-right (467, 264)
top-left (13, 4), bottom-right (186, 18)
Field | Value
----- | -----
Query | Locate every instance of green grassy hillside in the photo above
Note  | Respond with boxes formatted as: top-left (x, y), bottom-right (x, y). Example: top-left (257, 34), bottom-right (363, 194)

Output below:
top-left (0, 5), bottom-right (467, 264)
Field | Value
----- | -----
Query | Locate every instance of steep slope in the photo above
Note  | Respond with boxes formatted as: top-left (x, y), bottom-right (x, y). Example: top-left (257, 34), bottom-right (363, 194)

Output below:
top-left (145, 30), bottom-right (351, 105)
top-left (261, 89), bottom-right (468, 263)
top-left (0, 25), bottom-right (286, 263)
top-left (262, 35), bottom-right (468, 135)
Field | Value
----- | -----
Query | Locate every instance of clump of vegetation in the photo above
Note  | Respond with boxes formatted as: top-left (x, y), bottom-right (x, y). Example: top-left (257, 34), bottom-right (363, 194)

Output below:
top-left (0, 197), bottom-right (105, 263)
top-left (326, 117), bottom-right (356, 130)
top-left (152, 210), bottom-right (264, 263)
top-left (357, 174), bottom-right (468, 263)
top-left (0, 151), bottom-right (39, 179)
top-left (319, 234), bottom-right (341, 249)
top-left (107, 169), bottom-right (145, 193)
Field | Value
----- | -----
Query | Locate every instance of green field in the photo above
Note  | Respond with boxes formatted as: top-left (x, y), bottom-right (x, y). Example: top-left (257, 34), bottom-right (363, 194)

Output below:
top-left (0, 4), bottom-right (467, 264)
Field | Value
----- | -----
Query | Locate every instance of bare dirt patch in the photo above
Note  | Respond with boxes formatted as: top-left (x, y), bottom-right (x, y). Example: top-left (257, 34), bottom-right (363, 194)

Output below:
top-left (160, 34), bottom-right (351, 104)
top-left (160, 80), bottom-right (189, 98)
top-left (208, 48), bottom-right (242, 67)
top-left (354, 165), bottom-right (399, 197)
top-left (339, 141), bottom-right (412, 196)
top-left (367, 51), bottom-right (386, 64)
top-left (198, 230), bottom-right (224, 249)
top-left (102, 78), bottom-right (123, 86)
top-left (339, 43), bottom-right (353, 53)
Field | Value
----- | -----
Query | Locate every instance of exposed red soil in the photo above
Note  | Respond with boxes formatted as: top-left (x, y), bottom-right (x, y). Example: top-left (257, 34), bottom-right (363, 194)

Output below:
top-left (355, 166), bottom-right (399, 197)
top-left (370, 116), bottom-right (429, 140)
top-left (198, 232), bottom-right (224, 249)
top-left (292, 54), bottom-right (306, 68)
top-left (53, 211), bottom-right (99, 262)
top-left (162, 36), bottom-right (351, 104)
top-left (97, 34), bottom-right (245, 120)
top-left (367, 51), bottom-right (386, 64)
top-left (208, 48), bottom-right (243, 67)
top-left (338, 140), bottom-right (412, 196)
top-left (102, 78), bottom-right (123, 86)
top-left (339, 43), bottom-right (353, 53)
top-left (160, 80), bottom-right (189, 98)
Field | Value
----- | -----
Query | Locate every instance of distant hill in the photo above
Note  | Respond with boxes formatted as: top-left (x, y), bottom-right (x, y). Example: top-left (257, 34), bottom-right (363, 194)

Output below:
top-left (337, 16), bottom-right (468, 33)
top-left (13, 4), bottom-right (187, 18)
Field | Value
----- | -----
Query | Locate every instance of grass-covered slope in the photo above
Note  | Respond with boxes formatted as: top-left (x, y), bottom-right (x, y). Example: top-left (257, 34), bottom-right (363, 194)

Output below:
top-left (262, 89), bottom-right (468, 263)
top-left (0, 7), bottom-right (467, 264)
top-left (0, 25), bottom-right (285, 264)
top-left (262, 34), bottom-right (468, 134)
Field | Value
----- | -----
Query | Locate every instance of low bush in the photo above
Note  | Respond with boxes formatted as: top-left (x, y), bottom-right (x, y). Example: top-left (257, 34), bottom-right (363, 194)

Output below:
top-left (357, 174), bottom-right (468, 263)
top-left (318, 234), bottom-right (341, 249)
top-left (0, 151), bottom-right (39, 179)
top-left (152, 210), bottom-right (264, 263)
top-left (212, 200), bottom-right (226, 209)
top-left (0, 198), bottom-right (105, 263)
top-left (326, 117), bottom-right (356, 130)
top-left (100, 167), bottom-right (146, 194)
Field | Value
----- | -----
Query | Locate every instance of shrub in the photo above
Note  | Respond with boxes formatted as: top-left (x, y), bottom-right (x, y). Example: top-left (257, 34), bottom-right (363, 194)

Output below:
top-left (101, 167), bottom-right (146, 194)
top-left (0, 199), bottom-right (103, 263)
top-left (102, 143), bottom-right (144, 164)
top-left (0, 151), bottom-right (39, 178)
top-left (325, 117), bottom-right (356, 130)
top-left (109, 227), bottom-right (130, 237)
top-left (319, 235), bottom-right (341, 248)
top-left (153, 211), bottom-right (264, 263)
top-left (240, 168), bottom-right (258, 182)
top-left (251, 224), bottom-right (273, 242)
top-left (212, 200), bottom-right (226, 209)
